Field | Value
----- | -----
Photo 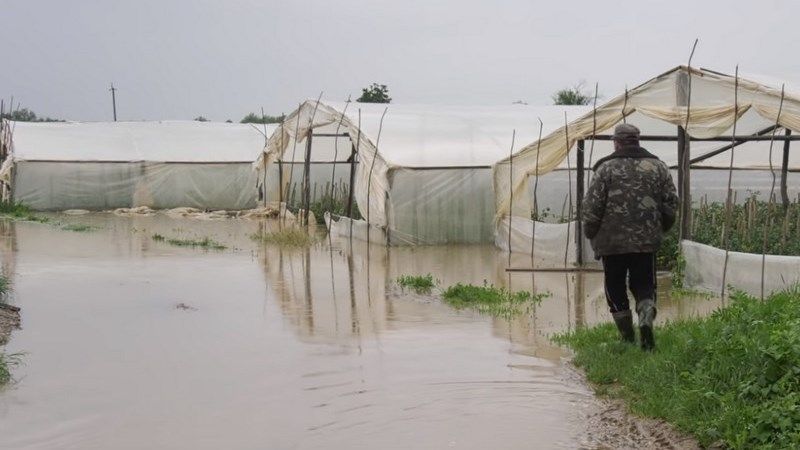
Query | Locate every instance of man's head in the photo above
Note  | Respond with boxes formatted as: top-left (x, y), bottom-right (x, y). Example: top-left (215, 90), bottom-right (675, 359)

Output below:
top-left (612, 123), bottom-right (640, 150)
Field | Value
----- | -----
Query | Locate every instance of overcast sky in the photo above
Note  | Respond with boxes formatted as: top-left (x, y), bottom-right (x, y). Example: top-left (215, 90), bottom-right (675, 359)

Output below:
top-left (3, 0), bottom-right (798, 122)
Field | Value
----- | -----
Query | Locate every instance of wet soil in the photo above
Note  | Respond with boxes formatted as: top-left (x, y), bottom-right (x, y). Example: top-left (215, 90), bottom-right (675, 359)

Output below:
top-left (0, 213), bottom-right (720, 449)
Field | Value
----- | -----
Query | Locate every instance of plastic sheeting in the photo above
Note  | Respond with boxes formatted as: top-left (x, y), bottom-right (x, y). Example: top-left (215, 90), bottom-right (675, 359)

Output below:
top-left (494, 66), bottom-right (800, 220)
top-left (494, 216), bottom-right (594, 266)
top-left (682, 240), bottom-right (800, 297)
top-left (257, 101), bottom-right (586, 245)
top-left (1, 120), bottom-right (273, 210)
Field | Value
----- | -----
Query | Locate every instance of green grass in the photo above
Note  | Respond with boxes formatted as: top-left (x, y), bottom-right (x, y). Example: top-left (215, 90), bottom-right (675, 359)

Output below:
top-left (0, 275), bottom-right (9, 296)
top-left (251, 228), bottom-right (317, 247)
top-left (554, 288), bottom-right (800, 449)
top-left (395, 274), bottom-right (438, 293)
top-left (0, 201), bottom-right (49, 223)
top-left (0, 352), bottom-right (22, 386)
top-left (442, 282), bottom-right (548, 318)
top-left (152, 234), bottom-right (227, 250)
top-left (60, 223), bottom-right (95, 232)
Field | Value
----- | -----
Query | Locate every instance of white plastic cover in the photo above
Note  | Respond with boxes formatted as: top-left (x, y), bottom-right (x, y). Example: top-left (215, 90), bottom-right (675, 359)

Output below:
top-left (1, 120), bottom-right (273, 210)
top-left (682, 240), bottom-right (800, 297)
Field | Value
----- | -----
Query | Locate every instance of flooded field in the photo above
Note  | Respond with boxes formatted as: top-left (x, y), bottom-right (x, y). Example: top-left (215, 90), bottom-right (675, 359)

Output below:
top-left (0, 213), bottom-right (721, 449)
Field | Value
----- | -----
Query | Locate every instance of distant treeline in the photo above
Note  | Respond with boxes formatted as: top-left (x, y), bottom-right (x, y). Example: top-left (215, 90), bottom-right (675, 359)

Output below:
top-left (1, 108), bottom-right (63, 122)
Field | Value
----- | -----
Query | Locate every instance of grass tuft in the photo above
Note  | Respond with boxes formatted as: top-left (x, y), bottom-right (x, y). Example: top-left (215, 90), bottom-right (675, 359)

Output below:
top-left (0, 275), bottom-right (9, 296)
top-left (0, 201), bottom-right (48, 223)
top-left (442, 282), bottom-right (548, 318)
top-left (0, 352), bottom-right (22, 386)
top-left (251, 228), bottom-right (317, 247)
top-left (555, 287), bottom-right (800, 449)
top-left (396, 274), bottom-right (437, 293)
top-left (151, 234), bottom-right (226, 250)
top-left (60, 223), bottom-right (95, 232)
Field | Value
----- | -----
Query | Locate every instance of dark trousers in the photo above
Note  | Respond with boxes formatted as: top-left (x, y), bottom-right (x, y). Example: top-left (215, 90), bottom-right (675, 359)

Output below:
top-left (601, 252), bottom-right (656, 314)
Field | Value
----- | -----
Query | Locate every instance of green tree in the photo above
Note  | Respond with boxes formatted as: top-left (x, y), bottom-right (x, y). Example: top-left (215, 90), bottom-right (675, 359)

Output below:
top-left (240, 112), bottom-right (285, 124)
top-left (552, 83), bottom-right (592, 105)
top-left (0, 107), bottom-right (62, 122)
top-left (357, 83), bottom-right (391, 103)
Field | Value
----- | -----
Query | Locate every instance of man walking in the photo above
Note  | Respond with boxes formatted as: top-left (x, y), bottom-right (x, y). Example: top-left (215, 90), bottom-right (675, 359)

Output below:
top-left (582, 123), bottom-right (678, 351)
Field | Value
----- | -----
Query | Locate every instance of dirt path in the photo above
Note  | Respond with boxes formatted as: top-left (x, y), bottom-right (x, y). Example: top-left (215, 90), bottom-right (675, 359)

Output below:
top-left (565, 365), bottom-right (702, 450)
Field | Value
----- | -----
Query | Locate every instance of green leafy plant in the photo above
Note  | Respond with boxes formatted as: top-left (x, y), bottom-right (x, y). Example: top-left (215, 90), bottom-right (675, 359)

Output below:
top-left (442, 281), bottom-right (548, 318)
top-left (60, 223), bottom-right (95, 232)
top-left (395, 274), bottom-right (437, 293)
top-left (251, 228), bottom-right (317, 247)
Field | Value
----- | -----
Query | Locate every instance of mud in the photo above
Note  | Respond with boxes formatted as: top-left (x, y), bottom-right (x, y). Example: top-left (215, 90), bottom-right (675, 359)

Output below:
top-left (0, 214), bottom-right (720, 449)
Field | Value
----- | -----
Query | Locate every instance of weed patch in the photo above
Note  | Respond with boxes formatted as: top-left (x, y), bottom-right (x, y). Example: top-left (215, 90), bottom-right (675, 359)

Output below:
top-left (555, 288), bottom-right (800, 449)
top-left (152, 234), bottom-right (226, 250)
top-left (442, 282), bottom-right (548, 318)
top-left (0, 352), bottom-right (22, 386)
top-left (0, 275), bottom-right (8, 296)
top-left (0, 201), bottom-right (48, 223)
top-left (60, 223), bottom-right (95, 232)
top-left (395, 274), bottom-right (437, 293)
top-left (251, 228), bottom-right (317, 247)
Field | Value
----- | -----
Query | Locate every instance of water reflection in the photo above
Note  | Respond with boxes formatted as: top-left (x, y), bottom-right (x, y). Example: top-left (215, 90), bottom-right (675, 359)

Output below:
top-left (0, 214), bottom-right (724, 449)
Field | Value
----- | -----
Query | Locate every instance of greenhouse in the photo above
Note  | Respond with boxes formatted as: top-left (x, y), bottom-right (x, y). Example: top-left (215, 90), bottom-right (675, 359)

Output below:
top-left (493, 65), bottom-right (800, 296)
top-left (0, 120), bottom-right (273, 211)
top-left (256, 100), bottom-right (587, 245)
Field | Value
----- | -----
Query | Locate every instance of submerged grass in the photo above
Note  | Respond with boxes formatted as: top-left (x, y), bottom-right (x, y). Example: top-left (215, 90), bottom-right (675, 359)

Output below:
top-left (555, 288), bottom-right (800, 449)
top-left (152, 234), bottom-right (227, 250)
top-left (251, 228), bottom-right (317, 247)
top-left (0, 352), bottom-right (22, 386)
top-left (0, 275), bottom-right (8, 296)
top-left (0, 201), bottom-right (49, 223)
top-left (442, 282), bottom-right (548, 318)
top-left (395, 274), bottom-right (437, 293)
top-left (60, 223), bottom-right (95, 232)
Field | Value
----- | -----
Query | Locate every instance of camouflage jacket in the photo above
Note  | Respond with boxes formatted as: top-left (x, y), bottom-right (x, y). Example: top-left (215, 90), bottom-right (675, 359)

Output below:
top-left (582, 146), bottom-right (678, 257)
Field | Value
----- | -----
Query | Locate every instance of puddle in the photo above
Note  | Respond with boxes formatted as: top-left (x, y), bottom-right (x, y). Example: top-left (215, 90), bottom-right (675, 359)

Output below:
top-left (0, 214), bottom-right (720, 449)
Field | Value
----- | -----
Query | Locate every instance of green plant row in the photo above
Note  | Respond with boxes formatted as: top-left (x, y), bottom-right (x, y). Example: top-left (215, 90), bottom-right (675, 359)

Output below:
top-left (555, 287), bottom-right (800, 449)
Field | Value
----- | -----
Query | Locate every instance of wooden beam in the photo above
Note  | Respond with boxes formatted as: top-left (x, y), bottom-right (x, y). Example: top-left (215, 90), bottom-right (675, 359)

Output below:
top-left (575, 139), bottom-right (585, 266)
top-left (677, 126), bottom-right (692, 239)
top-left (588, 134), bottom-right (800, 142)
top-left (781, 129), bottom-right (792, 208)
top-left (345, 142), bottom-right (357, 218)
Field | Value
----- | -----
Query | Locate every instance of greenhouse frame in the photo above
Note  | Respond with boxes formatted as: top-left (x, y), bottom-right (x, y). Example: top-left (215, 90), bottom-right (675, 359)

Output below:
top-left (255, 100), bottom-right (588, 245)
top-left (493, 65), bottom-right (800, 296)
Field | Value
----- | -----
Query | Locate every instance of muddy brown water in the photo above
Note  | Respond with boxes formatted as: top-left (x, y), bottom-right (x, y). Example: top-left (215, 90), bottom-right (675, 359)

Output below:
top-left (0, 214), bottom-right (721, 449)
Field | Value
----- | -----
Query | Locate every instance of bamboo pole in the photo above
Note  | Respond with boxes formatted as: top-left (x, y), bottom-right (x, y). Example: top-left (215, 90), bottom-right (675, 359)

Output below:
top-left (720, 66), bottom-right (740, 299)
top-left (678, 39), bottom-right (699, 245)
top-left (531, 119), bottom-right (544, 269)
top-left (507, 130), bottom-right (516, 266)
top-left (563, 112), bottom-right (573, 267)
top-left (329, 97), bottom-right (351, 216)
top-left (760, 85), bottom-right (785, 300)
top-left (365, 107), bottom-right (389, 245)
top-left (586, 83), bottom-right (599, 186)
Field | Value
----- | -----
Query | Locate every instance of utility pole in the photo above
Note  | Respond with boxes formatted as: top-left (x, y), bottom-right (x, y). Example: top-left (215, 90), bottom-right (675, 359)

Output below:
top-left (109, 83), bottom-right (118, 121)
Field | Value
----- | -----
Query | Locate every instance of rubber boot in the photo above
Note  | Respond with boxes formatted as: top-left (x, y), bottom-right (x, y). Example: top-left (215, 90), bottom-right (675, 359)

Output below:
top-left (637, 299), bottom-right (657, 351)
top-left (611, 310), bottom-right (635, 343)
